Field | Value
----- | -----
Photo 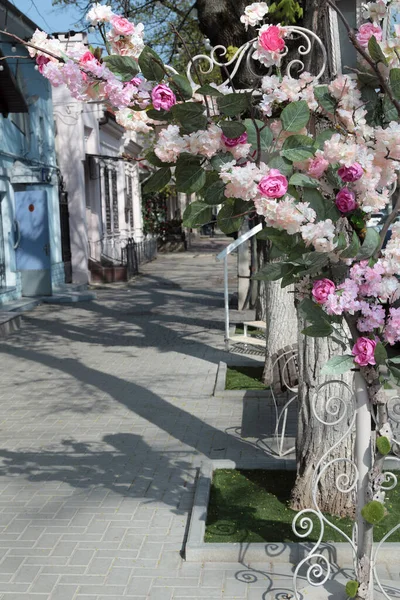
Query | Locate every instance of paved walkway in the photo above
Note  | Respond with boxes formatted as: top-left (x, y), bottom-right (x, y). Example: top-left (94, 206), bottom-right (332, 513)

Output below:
top-left (0, 244), bottom-right (397, 599)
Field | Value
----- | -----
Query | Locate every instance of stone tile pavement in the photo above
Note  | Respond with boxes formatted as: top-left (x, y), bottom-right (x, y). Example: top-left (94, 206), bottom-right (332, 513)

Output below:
top-left (0, 240), bottom-right (397, 599)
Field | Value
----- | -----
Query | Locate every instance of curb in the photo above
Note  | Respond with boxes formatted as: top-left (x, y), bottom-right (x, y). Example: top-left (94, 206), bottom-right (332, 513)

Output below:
top-left (185, 460), bottom-right (400, 564)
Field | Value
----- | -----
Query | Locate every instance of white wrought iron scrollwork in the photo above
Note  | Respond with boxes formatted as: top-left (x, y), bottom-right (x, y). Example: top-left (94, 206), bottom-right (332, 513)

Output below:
top-left (186, 26), bottom-right (328, 90)
top-left (292, 380), bottom-right (359, 599)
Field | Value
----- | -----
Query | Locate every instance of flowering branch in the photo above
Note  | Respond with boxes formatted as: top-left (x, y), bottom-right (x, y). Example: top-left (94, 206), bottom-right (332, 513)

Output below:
top-left (326, 0), bottom-right (400, 118)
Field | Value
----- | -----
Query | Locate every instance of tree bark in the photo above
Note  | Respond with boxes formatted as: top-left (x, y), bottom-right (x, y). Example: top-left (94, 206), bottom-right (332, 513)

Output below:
top-left (291, 316), bottom-right (355, 517)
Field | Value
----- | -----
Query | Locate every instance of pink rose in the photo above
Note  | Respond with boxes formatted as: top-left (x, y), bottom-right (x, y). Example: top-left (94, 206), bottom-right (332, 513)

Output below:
top-left (259, 25), bottom-right (285, 53)
top-left (257, 169), bottom-right (288, 198)
top-left (356, 23), bottom-right (383, 48)
top-left (312, 279), bottom-right (336, 304)
top-left (335, 188), bottom-right (357, 213)
top-left (221, 132), bottom-right (248, 147)
top-left (338, 163), bottom-right (363, 182)
top-left (130, 77), bottom-right (141, 87)
top-left (352, 337), bottom-right (377, 366)
top-left (151, 84), bottom-right (176, 111)
top-left (110, 15), bottom-right (135, 37)
top-left (79, 51), bottom-right (99, 67)
top-left (36, 55), bottom-right (50, 74)
top-left (307, 155), bottom-right (329, 179)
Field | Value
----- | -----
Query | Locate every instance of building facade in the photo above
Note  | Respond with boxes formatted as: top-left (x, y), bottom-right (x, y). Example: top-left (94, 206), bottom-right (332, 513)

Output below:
top-left (0, 0), bottom-right (64, 306)
top-left (53, 32), bottom-right (144, 285)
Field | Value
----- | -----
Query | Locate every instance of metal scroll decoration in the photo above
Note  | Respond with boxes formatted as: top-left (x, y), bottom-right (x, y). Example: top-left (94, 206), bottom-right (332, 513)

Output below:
top-left (186, 26), bottom-right (328, 89)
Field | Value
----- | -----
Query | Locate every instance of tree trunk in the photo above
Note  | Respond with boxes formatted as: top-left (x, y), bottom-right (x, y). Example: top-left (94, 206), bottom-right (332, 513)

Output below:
top-left (291, 316), bottom-right (355, 518)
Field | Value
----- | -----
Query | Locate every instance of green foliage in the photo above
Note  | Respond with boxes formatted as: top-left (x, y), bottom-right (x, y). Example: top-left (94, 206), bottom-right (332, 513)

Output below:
top-left (289, 173), bottom-right (319, 188)
top-left (196, 84), bottom-right (224, 97)
top-left (361, 500), bottom-right (385, 525)
top-left (142, 167), bottom-right (171, 193)
top-left (203, 180), bottom-right (227, 205)
top-left (138, 45), bottom-right (165, 81)
top-left (220, 121), bottom-right (246, 139)
top-left (315, 129), bottom-right (335, 149)
top-left (345, 580), bottom-right (359, 599)
top-left (244, 119), bottom-right (273, 152)
top-left (146, 108), bottom-right (173, 122)
top-left (377, 436), bottom-right (391, 456)
top-left (357, 227), bottom-right (381, 259)
top-left (368, 35), bottom-right (388, 66)
top-left (217, 199), bottom-right (245, 234)
top-left (302, 322), bottom-right (334, 337)
top-left (340, 232), bottom-right (361, 259)
top-left (374, 341), bottom-right (388, 366)
top-left (217, 93), bottom-right (250, 117)
top-left (145, 150), bottom-right (174, 167)
top-left (281, 135), bottom-right (316, 161)
top-left (268, 0), bottom-right (303, 24)
top-left (210, 152), bottom-right (234, 171)
top-left (280, 101), bottom-right (310, 132)
top-left (175, 154), bottom-right (206, 193)
top-left (390, 68), bottom-right (400, 100)
top-left (268, 155), bottom-right (293, 177)
top-left (102, 55), bottom-right (139, 81)
top-left (182, 201), bottom-right (212, 227)
top-left (169, 74), bottom-right (193, 100)
top-left (171, 102), bottom-right (207, 133)
top-left (314, 85), bottom-right (337, 113)
top-left (321, 355), bottom-right (355, 375)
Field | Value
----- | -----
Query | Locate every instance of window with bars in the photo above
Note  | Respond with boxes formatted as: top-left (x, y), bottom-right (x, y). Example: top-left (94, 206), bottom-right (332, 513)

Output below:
top-left (127, 177), bottom-right (134, 229)
top-left (0, 197), bottom-right (6, 289)
top-left (111, 170), bottom-right (119, 232)
top-left (103, 166), bottom-right (112, 234)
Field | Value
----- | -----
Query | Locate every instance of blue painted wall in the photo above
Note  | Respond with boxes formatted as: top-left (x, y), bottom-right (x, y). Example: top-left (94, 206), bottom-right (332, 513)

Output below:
top-left (0, 29), bottom-right (64, 304)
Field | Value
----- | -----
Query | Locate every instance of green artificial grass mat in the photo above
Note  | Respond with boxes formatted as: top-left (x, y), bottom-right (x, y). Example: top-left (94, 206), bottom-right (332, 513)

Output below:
top-left (225, 366), bottom-right (267, 390)
top-left (205, 469), bottom-right (400, 543)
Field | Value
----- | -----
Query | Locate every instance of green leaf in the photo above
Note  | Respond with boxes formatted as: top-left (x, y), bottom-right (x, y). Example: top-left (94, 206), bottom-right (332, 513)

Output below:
top-left (345, 581), bottom-right (359, 599)
top-left (383, 95), bottom-right (398, 124)
top-left (142, 167), bottom-right (171, 193)
top-left (145, 150), bottom-right (174, 167)
top-left (203, 180), bottom-right (226, 205)
top-left (388, 356), bottom-right (400, 364)
top-left (315, 129), bottom-right (335, 149)
top-left (368, 35), bottom-right (388, 66)
top-left (388, 363), bottom-right (400, 384)
top-left (146, 108), bottom-right (173, 122)
top-left (321, 355), bottom-right (355, 375)
top-left (244, 119), bottom-right (273, 151)
top-left (314, 85), bottom-right (336, 113)
top-left (102, 55), bottom-right (139, 81)
top-left (289, 173), bottom-right (319, 188)
top-left (280, 100), bottom-right (310, 132)
top-left (303, 189), bottom-right (326, 220)
top-left (340, 231), bottom-right (361, 259)
top-left (138, 45), bottom-right (165, 81)
top-left (281, 135), bottom-right (316, 162)
top-left (196, 84), bottom-right (224, 97)
top-left (253, 262), bottom-right (288, 282)
top-left (217, 92), bottom-right (249, 116)
top-left (171, 102), bottom-right (206, 133)
top-left (210, 152), bottom-right (234, 171)
top-left (375, 342), bottom-right (388, 366)
top-left (361, 500), bottom-right (385, 525)
top-left (220, 121), bottom-right (246, 139)
top-left (389, 68), bottom-right (400, 100)
top-left (175, 155), bottom-right (206, 193)
top-left (298, 298), bottom-right (329, 325)
top-left (169, 74), bottom-right (193, 100)
top-left (377, 436), bottom-right (391, 456)
top-left (182, 201), bottom-right (212, 228)
top-left (268, 155), bottom-right (293, 177)
top-left (358, 71), bottom-right (380, 87)
top-left (357, 227), bottom-right (381, 259)
top-left (335, 232), bottom-right (347, 251)
top-left (302, 323), bottom-right (333, 337)
top-left (296, 252), bottom-right (330, 277)
top-left (217, 198), bottom-right (244, 234)
top-left (257, 227), bottom-right (296, 252)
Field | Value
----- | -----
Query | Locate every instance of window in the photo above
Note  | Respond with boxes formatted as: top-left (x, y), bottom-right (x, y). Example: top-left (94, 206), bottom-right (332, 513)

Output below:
top-left (103, 166), bottom-right (112, 234)
top-left (0, 196), bottom-right (6, 289)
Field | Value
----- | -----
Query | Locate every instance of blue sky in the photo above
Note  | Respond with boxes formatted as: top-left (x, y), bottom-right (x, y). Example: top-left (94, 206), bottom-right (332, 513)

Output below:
top-left (12, 0), bottom-right (85, 34)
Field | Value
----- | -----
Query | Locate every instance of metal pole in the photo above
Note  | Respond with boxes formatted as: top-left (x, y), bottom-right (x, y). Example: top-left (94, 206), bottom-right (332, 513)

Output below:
top-left (224, 256), bottom-right (229, 352)
top-left (354, 371), bottom-right (373, 598)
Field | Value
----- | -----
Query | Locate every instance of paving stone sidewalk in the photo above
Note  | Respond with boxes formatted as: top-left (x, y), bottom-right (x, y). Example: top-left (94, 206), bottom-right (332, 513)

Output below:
top-left (0, 242), bottom-right (397, 599)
